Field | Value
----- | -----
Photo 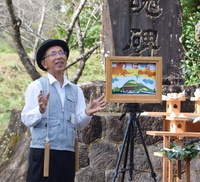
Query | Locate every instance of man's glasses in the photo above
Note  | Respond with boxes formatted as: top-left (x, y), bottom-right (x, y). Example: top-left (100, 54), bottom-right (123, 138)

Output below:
top-left (43, 51), bottom-right (67, 60)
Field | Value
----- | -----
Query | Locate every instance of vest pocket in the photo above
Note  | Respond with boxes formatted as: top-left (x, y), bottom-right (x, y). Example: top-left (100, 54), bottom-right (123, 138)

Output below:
top-left (31, 119), bottom-right (60, 146)
top-left (31, 127), bottom-right (46, 146)
top-left (49, 119), bottom-right (60, 142)
top-left (65, 121), bottom-right (75, 149)
top-left (66, 96), bottom-right (76, 113)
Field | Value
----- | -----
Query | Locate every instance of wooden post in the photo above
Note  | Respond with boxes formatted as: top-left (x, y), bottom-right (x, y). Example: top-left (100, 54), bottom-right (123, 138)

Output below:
top-left (168, 160), bottom-right (173, 182)
top-left (185, 158), bottom-right (191, 182)
top-left (163, 136), bottom-right (168, 182)
top-left (190, 97), bottom-right (200, 113)
top-left (176, 138), bottom-right (182, 182)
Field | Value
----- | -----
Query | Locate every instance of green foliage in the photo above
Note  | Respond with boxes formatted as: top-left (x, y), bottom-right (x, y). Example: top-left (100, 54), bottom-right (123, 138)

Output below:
top-left (181, 1), bottom-right (200, 86)
top-left (53, 1), bottom-right (101, 48)
top-left (181, 0), bottom-right (200, 14)
top-left (83, 24), bottom-right (101, 48)
top-left (0, 53), bottom-right (32, 136)
top-left (113, 87), bottom-right (121, 93)
top-left (160, 143), bottom-right (200, 161)
top-left (0, 43), bottom-right (14, 53)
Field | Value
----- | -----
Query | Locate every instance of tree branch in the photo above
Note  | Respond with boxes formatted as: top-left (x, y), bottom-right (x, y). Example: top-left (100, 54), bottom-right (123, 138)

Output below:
top-left (31, 0), bottom-right (49, 62)
top-left (65, 0), bottom-right (87, 43)
top-left (66, 42), bottom-right (100, 68)
top-left (71, 18), bottom-right (85, 83)
top-left (5, 0), bottom-right (41, 80)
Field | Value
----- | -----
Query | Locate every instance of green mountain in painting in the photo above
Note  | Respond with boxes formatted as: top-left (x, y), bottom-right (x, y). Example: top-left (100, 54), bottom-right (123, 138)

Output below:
top-left (112, 79), bottom-right (155, 94)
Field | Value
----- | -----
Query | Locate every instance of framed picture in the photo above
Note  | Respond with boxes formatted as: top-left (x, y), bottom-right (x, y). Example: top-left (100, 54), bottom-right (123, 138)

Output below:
top-left (105, 56), bottom-right (162, 103)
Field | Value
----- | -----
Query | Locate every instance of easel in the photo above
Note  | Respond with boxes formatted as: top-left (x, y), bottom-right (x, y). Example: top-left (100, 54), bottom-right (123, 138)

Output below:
top-left (112, 103), bottom-right (157, 182)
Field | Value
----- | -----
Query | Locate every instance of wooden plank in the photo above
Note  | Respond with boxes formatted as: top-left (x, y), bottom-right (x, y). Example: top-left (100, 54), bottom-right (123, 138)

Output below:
top-left (154, 152), bottom-right (166, 158)
top-left (142, 112), bottom-right (200, 117)
top-left (190, 97), bottom-right (200, 101)
top-left (162, 97), bottom-right (186, 101)
top-left (147, 131), bottom-right (200, 137)
top-left (141, 112), bottom-right (169, 116)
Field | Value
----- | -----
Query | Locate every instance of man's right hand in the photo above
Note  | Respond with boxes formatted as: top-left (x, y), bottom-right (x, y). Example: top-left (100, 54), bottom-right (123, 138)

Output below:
top-left (38, 90), bottom-right (50, 114)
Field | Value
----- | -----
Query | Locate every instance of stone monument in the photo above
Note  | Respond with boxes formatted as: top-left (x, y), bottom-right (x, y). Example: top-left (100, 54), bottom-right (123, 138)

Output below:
top-left (102, 0), bottom-right (184, 82)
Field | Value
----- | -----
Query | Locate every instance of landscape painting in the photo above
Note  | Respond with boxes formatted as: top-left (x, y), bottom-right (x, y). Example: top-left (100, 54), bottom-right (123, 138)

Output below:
top-left (105, 56), bottom-right (162, 103)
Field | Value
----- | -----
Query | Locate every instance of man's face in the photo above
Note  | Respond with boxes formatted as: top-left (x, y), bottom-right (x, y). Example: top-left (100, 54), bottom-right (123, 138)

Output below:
top-left (41, 46), bottom-right (67, 75)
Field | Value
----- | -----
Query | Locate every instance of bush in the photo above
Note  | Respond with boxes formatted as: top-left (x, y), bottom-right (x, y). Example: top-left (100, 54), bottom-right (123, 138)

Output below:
top-left (181, 4), bottom-right (200, 86)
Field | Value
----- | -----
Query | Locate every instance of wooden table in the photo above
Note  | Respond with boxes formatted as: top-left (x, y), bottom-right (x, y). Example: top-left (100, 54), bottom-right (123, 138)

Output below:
top-left (147, 131), bottom-right (200, 182)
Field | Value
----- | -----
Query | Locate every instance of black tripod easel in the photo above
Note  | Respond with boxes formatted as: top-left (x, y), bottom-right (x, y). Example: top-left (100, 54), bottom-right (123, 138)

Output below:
top-left (112, 103), bottom-right (157, 182)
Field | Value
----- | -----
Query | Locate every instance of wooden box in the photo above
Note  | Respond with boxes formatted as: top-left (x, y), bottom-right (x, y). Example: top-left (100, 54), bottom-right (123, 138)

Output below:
top-left (166, 100), bottom-right (181, 114)
top-left (167, 119), bottom-right (186, 133)
top-left (164, 97), bottom-right (185, 114)
top-left (165, 117), bottom-right (200, 133)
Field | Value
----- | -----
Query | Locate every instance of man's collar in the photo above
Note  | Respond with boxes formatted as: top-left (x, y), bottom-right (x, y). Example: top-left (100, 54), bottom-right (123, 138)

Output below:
top-left (47, 73), bottom-right (70, 86)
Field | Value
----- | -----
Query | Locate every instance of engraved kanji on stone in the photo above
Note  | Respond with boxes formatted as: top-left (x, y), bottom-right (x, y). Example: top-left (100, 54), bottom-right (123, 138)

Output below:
top-left (123, 28), bottom-right (159, 54)
top-left (130, 0), bottom-right (162, 18)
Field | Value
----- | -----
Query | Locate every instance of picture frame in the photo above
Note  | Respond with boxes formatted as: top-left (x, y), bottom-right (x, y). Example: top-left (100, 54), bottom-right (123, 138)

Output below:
top-left (105, 56), bottom-right (162, 103)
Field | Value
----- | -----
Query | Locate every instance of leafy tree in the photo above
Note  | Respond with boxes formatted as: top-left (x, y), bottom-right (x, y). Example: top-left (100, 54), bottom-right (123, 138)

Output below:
top-left (180, 0), bottom-right (200, 86)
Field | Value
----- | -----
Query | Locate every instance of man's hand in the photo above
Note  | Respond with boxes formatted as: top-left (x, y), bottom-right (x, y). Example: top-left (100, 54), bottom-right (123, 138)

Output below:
top-left (38, 90), bottom-right (50, 114)
top-left (85, 94), bottom-right (106, 116)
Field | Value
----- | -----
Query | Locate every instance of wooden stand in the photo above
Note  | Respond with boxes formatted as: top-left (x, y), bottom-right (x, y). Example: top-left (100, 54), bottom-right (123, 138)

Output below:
top-left (190, 97), bottom-right (200, 113)
top-left (147, 131), bottom-right (200, 182)
top-left (145, 96), bottom-right (200, 182)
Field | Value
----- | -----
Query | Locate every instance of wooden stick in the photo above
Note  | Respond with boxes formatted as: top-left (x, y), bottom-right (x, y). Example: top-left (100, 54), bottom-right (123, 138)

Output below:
top-left (43, 141), bottom-right (50, 177)
top-left (75, 138), bottom-right (79, 172)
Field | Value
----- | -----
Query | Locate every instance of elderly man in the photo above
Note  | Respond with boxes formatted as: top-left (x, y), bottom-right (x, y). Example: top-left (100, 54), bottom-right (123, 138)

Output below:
top-left (21, 39), bottom-right (106, 182)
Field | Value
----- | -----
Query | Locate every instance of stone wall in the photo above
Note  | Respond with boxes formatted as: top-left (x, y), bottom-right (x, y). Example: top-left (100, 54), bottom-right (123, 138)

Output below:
top-left (75, 113), bottom-right (200, 182)
top-left (0, 81), bottom-right (200, 181)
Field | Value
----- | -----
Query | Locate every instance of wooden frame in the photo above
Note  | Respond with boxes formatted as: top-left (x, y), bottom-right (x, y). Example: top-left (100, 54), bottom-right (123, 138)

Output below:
top-left (105, 56), bottom-right (162, 103)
